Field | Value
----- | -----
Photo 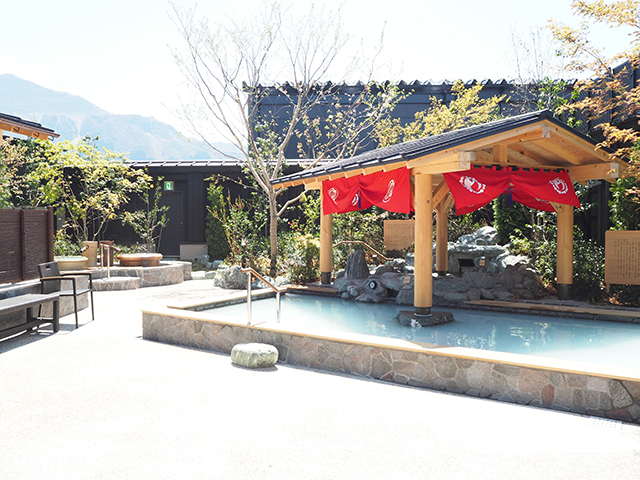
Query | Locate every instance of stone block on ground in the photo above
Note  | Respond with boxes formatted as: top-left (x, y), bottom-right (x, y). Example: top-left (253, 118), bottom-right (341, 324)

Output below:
top-left (231, 343), bottom-right (279, 368)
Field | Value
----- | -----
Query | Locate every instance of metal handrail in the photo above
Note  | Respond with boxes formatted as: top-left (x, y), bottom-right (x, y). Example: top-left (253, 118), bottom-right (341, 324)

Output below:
top-left (240, 267), bottom-right (283, 326)
top-left (100, 244), bottom-right (122, 279)
top-left (332, 240), bottom-right (389, 262)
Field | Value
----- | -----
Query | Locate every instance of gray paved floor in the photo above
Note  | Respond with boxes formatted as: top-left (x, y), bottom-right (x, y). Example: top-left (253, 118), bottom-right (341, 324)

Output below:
top-left (2, 280), bottom-right (640, 479)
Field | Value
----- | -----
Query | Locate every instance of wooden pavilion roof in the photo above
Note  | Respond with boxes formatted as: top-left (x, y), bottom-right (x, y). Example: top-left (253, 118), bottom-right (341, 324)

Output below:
top-left (271, 110), bottom-right (624, 191)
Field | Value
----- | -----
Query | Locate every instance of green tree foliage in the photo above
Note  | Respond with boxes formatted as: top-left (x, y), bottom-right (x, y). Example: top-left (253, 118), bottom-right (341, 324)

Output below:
top-left (548, 0), bottom-right (640, 162)
top-left (205, 177), bottom-right (231, 260)
top-left (282, 233), bottom-right (320, 284)
top-left (493, 194), bottom-right (534, 244)
top-left (510, 220), bottom-right (606, 302)
top-left (0, 138), bottom-right (47, 208)
top-left (28, 136), bottom-right (150, 245)
top-left (374, 81), bottom-right (505, 148)
top-left (610, 176), bottom-right (640, 229)
top-left (121, 178), bottom-right (170, 253)
top-left (206, 180), bottom-right (269, 269)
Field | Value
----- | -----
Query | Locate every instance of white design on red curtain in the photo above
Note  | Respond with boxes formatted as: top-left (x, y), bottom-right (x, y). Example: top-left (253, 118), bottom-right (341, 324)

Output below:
top-left (459, 176), bottom-right (486, 194)
top-left (351, 192), bottom-right (360, 206)
top-left (328, 187), bottom-right (339, 204)
top-left (549, 177), bottom-right (569, 195)
top-left (382, 180), bottom-right (396, 203)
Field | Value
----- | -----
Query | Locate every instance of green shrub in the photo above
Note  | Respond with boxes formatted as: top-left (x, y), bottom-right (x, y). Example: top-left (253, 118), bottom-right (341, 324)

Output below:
top-left (205, 178), bottom-right (231, 260)
top-left (510, 224), bottom-right (605, 302)
top-left (283, 233), bottom-right (320, 284)
top-left (447, 210), bottom-right (488, 242)
top-left (493, 194), bottom-right (533, 244)
top-left (54, 230), bottom-right (79, 256)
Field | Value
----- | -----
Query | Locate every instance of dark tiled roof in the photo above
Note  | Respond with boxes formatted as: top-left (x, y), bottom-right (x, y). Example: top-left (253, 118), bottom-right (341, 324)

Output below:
top-left (127, 158), bottom-right (322, 168)
top-left (270, 110), bottom-right (604, 185)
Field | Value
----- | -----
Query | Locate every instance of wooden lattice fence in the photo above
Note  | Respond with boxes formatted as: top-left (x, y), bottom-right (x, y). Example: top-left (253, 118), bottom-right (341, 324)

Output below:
top-left (0, 207), bottom-right (54, 284)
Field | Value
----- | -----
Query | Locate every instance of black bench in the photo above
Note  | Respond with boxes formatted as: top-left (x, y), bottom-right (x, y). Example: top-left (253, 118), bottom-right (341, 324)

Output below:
top-left (0, 293), bottom-right (60, 341)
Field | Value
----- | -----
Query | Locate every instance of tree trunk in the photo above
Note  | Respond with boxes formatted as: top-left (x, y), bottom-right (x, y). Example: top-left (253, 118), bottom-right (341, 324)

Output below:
top-left (268, 186), bottom-right (278, 278)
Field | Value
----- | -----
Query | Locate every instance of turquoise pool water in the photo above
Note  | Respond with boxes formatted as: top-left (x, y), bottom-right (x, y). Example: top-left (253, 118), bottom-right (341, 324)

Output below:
top-left (205, 295), bottom-right (640, 369)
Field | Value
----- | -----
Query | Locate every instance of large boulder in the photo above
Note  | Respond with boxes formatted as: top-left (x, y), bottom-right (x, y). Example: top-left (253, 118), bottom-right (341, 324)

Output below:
top-left (380, 272), bottom-right (409, 292)
top-left (213, 265), bottom-right (247, 289)
top-left (231, 343), bottom-right (279, 368)
top-left (343, 249), bottom-right (370, 279)
top-left (458, 226), bottom-right (498, 246)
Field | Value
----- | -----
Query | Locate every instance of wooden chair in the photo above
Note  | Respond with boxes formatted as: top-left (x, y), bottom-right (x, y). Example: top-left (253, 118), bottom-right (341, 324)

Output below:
top-left (38, 262), bottom-right (94, 329)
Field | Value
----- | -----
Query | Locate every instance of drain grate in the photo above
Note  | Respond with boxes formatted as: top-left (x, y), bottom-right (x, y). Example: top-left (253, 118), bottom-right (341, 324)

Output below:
top-left (587, 416), bottom-right (623, 430)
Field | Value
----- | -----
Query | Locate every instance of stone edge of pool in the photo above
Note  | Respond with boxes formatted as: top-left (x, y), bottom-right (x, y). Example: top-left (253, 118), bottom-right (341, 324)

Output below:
top-left (142, 296), bottom-right (640, 424)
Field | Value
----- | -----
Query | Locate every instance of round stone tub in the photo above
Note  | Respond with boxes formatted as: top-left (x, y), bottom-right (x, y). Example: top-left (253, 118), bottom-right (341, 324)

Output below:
top-left (54, 255), bottom-right (89, 271)
top-left (117, 253), bottom-right (163, 267)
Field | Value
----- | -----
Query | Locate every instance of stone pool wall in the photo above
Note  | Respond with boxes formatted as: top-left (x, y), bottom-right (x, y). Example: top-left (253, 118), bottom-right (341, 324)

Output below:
top-left (92, 261), bottom-right (191, 290)
top-left (142, 309), bottom-right (640, 424)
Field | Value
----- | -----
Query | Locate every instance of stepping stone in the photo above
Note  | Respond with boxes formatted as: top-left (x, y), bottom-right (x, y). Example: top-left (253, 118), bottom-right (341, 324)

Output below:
top-left (231, 343), bottom-right (279, 368)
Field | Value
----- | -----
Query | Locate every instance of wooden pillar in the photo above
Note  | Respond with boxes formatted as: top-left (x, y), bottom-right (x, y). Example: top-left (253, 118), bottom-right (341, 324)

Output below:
top-left (555, 203), bottom-right (574, 300)
top-left (435, 199), bottom-right (450, 276)
top-left (414, 174), bottom-right (433, 314)
top-left (320, 194), bottom-right (333, 285)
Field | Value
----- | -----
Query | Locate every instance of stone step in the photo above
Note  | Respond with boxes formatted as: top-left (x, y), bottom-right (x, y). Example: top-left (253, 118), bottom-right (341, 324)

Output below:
top-left (93, 277), bottom-right (142, 291)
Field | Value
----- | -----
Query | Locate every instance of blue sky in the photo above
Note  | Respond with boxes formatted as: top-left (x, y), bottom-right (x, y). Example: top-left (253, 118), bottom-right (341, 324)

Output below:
top-left (0, 0), bottom-right (632, 139)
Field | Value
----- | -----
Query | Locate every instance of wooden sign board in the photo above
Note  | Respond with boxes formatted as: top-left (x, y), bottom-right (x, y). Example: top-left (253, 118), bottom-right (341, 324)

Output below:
top-left (384, 220), bottom-right (415, 251)
top-left (605, 230), bottom-right (640, 286)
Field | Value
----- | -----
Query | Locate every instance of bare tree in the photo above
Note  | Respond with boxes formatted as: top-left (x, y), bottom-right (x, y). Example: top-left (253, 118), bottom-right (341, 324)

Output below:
top-left (504, 25), bottom-right (570, 113)
top-left (171, 1), bottom-right (400, 275)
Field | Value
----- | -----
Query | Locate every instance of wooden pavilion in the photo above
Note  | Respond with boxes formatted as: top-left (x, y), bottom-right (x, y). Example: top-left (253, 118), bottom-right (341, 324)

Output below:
top-left (271, 110), bottom-right (626, 315)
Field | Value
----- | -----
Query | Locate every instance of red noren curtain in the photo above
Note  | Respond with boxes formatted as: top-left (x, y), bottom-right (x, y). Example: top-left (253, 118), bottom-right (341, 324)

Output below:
top-left (443, 166), bottom-right (579, 215)
top-left (322, 167), bottom-right (413, 215)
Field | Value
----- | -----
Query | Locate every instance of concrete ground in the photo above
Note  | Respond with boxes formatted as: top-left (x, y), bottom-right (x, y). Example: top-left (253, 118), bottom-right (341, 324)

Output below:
top-left (1, 279), bottom-right (640, 480)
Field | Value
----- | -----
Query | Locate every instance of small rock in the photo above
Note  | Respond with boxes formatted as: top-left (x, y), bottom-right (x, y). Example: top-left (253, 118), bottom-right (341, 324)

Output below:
top-left (363, 277), bottom-right (387, 296)
top-left (212, 260), bottom-right (224, 269)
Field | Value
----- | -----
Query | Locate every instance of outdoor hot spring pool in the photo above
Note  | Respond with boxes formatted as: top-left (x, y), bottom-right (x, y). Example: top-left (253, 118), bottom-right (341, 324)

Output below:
top-left (201, 294), bottom-right (640, 369)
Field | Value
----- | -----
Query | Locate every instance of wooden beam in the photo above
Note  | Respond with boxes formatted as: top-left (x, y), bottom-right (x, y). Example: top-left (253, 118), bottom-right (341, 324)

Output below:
top-left (492, 144), bottom-right (508, 164)
top-left (568, 163), bottom-right (620, 182)
top-left (410, 151), bottom-right (475, 175)
top-left (508, 145), bottom-right (549, 166)
top-left (531, 138), bottom-right (584, 165)
top-left (459, 122), bottom-right (546, 151)
top-left (494, 127), bottom-right (550, 146)
top-left (545, 122), bottom-right (613, 163)
top-left (432, 181), bottom-right (451, 209)
top-left (443, 192), bottom-right (455, 212)
top-left (383, 163), bottom-right (410, 173)
top-left (304, 182), bottom-right (322, 191)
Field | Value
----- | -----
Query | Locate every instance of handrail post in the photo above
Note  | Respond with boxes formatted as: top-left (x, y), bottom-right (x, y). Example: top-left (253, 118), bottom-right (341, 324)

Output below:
top-left (246, 271), bottom-right (252, 326)
top-left (241, 267), bottom-right (281, 325)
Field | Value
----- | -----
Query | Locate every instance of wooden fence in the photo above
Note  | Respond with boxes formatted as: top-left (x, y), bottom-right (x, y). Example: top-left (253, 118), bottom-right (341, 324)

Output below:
top-left (0, 207), bottom-right (54, 284)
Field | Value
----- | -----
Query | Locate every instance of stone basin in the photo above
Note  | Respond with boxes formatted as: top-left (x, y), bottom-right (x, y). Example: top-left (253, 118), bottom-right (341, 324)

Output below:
top-left (54, 255), bottom-right (89, 271)
top-left (117, 253), bottom-right (163, 267)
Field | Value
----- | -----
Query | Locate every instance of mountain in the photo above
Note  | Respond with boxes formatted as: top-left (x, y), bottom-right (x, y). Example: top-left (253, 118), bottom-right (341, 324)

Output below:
top-left (0, 74), bottom-right (239, 160)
